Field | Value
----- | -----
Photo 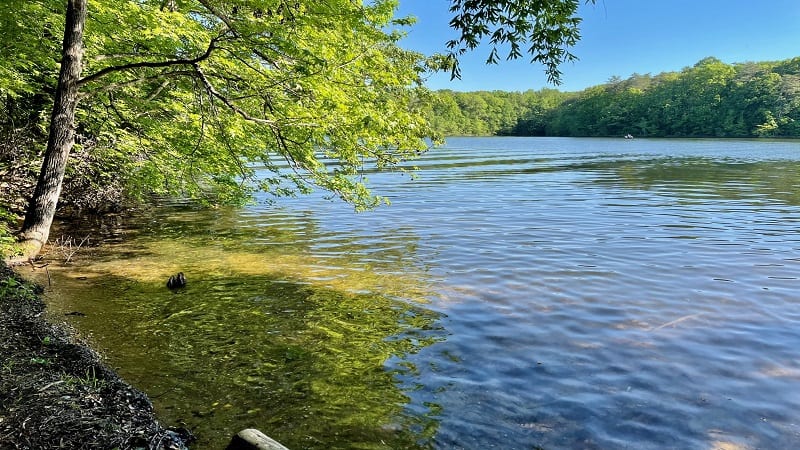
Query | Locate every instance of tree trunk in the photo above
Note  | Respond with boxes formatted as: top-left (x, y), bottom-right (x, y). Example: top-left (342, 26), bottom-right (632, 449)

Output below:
top-left (17, 0), bottom-right (86, 259)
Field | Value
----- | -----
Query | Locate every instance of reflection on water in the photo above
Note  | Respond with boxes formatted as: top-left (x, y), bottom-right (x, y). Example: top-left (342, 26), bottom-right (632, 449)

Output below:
top-left (43, 208), bottom-right (444, 449)
top-left (41, 137), bottom-right (800, 449)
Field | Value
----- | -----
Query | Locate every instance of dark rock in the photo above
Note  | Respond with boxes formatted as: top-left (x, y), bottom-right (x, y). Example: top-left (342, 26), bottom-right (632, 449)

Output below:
top-left (166, 272), bottom-right (186, 289)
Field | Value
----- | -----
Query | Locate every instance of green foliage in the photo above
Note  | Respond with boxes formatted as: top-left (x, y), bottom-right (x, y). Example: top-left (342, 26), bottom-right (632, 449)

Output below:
top-left (0, 208), bottom-right (22, 259)
top-left (425, 88), bottom-right (572, 136)
top-left (427, 57), bottom-right (800, 138)
top-left (0, 0), bottom-right (441, 211)
top-left (0, 1), bottom-right (63, 98)
top-left (445, 0), bottom-right (595, 84)
top-left (545, 57), bottom-right (800, 137)
top-left (30, 357), bottom-right (51, 366)
top-left (0, 275), bottom-right (37, 302)
top-left (6, 0), bottom-right (793, 219)
top-left (1, 0), bottom-right (605, 213)
top-left (0, 276), bottom-right (21, 292)
top-left (62, 368), bottom-right (105, 390)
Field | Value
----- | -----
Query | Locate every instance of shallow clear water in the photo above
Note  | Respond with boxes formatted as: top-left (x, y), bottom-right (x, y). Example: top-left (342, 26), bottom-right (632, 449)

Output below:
top-left (41, 137), bottom-right (800, 449)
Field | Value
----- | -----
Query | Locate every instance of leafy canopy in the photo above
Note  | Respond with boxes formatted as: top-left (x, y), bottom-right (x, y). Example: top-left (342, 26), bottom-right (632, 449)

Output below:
top-left (0, 0), bottom-right (594, 210)
top-left (445, 0), bottom-right (595, 83)
top-left (1, 0), bottom-right (437, 209)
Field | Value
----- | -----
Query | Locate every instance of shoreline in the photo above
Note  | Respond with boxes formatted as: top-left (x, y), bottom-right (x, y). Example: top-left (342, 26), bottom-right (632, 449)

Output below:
top-left (0, 261), bottom-right (193, 449)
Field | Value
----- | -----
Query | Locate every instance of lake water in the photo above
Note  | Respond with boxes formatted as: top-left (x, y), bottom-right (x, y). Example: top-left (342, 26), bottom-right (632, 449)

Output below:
top-left (40, 137), bottom-right (800, 449)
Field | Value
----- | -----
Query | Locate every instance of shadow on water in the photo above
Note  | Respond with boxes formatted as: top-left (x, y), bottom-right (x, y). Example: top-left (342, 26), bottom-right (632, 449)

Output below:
top-left (42, 204), bottom-right (446, 449)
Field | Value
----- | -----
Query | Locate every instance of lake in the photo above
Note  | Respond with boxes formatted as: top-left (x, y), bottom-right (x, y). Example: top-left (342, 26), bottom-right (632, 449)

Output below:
top-left (41, 137), bottom-right (800, 449)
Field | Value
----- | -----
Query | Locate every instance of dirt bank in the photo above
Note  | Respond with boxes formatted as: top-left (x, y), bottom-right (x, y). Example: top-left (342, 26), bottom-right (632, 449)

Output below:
top-left (0, 262), bottom-right (193, 449)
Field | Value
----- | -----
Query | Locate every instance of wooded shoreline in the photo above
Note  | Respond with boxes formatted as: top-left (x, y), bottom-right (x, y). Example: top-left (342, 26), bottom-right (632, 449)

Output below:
top-left (426, 57), bottom-right (800, 138)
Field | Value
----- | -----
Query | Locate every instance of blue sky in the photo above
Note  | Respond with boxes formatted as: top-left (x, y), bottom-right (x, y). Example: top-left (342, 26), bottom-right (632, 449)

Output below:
top-left (395, 0), bottom-right (800, 92)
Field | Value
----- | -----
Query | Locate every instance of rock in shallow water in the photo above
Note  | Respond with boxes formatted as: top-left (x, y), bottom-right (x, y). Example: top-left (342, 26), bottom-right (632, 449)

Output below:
top-left (226, 428), bottom-right (289, 450)
top-left (166, 272), bottom-right (186, 289)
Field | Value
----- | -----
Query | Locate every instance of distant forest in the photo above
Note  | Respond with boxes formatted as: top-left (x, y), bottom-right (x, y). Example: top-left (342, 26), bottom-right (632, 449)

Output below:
top-left (425, 57), bottom-right (800, 138)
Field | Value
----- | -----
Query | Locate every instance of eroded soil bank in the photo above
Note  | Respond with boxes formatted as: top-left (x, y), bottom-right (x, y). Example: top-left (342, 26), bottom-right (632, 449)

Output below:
top-left (0, 261), bottom-right (192, 449)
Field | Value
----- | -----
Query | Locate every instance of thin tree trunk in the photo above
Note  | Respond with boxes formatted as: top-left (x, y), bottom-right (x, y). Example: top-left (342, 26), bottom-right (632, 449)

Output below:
top-left (17, 0), bottom-right (86, 259)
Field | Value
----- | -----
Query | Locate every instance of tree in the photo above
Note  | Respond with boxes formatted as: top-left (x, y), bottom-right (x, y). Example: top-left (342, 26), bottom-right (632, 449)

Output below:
top-left (4, 0), bottom-right (596, 260)
top-left (17, 0), bottom-right (86, 258)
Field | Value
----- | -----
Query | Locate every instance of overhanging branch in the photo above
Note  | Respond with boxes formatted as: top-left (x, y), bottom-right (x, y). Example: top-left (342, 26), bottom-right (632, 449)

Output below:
top-left (192, 62), bottom-right (276, 127)
top-left (78, 37), bottom-right (220, 87)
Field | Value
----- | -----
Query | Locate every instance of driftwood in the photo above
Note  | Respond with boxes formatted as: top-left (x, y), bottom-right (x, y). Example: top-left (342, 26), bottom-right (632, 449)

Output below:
top-left (227, 428), bottom-right (290, 450)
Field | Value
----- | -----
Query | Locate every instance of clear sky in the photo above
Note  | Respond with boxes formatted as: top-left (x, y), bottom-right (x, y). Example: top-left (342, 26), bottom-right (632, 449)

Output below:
top-left (395, 0), bottom-right (800, 92)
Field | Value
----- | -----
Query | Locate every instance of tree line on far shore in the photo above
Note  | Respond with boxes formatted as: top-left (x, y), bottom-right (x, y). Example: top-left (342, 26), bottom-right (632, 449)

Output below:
top-left (427, 56), bottom-right (800, 138)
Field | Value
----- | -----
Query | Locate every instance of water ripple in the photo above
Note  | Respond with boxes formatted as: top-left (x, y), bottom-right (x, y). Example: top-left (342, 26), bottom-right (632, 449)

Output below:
top-left (382, 138), bottom-right (800, 449)
top-left (46, 137), bottom-right (800, 449)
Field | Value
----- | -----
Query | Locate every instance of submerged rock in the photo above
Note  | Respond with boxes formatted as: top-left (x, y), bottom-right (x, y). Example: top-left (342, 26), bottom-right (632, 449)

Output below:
top-left (166, 272), bottom-right (186, 289)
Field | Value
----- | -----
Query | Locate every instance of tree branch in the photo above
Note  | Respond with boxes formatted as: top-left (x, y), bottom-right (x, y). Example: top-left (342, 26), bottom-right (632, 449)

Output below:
top-left (77, 69), bottom-right (196, 100)
top-left (192, 63), bottom-right (276, 127)
top-left (78, 37), bottom-right (220, 86)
